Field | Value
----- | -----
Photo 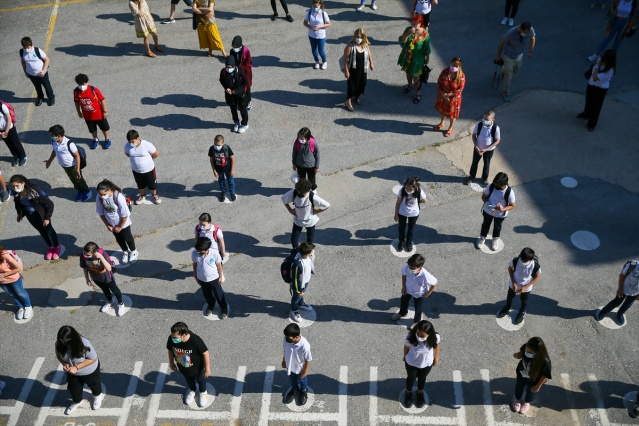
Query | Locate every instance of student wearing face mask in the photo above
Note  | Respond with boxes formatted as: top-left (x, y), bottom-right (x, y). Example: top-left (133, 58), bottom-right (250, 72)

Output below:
top-left (392, 254), bottom-right (438, 326)
top-left (282, 323), bottom-right (313, 406)
top-left (208, 135), bottom-right (236, 202)
top-left (475, 172), bottom-right (516, 251)
top-left (0, 244), bottom-right (32, 320)
top-left (281, 179), bottom-right (330, 249)
top-left (304, 0), bottom-right (331, 69)
top-left (45, 124), bottom-right (92, 202)
top-left (497, 248), bottom-right (541, 324)
top-left (465, 110), bottom-right (501, 186)
top-left (125, 129), bottom-right (161, 205)
top-left (410, 0), bottom-right (438, 26)
top-left (495, 22), bottom-right (535, 102)
top-left (73, 74), bottom-right (112, 150)
top-left (219, 56), bottom-right (250, 134)
top-left (192, 237), bottom-right (227, 318)
top-left (194, 213), bottom-right (226, 258)
top-left (511, 337), bottom-right (551, 415)
top-left (229, 36), bottom-right (253, 110)
top-left (291, 128), bottom-right (320, 191)
top-left (192, 0), bottom-right (226, 57)
top-left (402, 320), bottom-right (440, 408)
top-left (80, 242), bottom-right (126, 316)
top-left (343, 28), bottom-right (374, 112)
top-left (9, 174), bottom-right (61, 260)
top-left (95, 179), bottom-right (138, 264)
top-left (394, 176), bottom-right (427, 252)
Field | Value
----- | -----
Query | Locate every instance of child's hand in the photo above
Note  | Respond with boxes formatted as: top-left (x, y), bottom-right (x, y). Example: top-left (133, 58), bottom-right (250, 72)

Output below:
top-left (281, 360), bottom-right (287, 369)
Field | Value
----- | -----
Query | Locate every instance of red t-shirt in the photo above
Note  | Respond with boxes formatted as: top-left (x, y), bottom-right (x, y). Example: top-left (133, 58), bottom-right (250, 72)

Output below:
top-left (74, 86), bottom-right (105, 121)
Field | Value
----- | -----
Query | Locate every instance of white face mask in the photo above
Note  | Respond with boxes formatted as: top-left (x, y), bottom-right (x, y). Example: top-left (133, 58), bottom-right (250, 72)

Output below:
top-left (232, 47), bottom-right (241, 52)
top-left (78, 84), bottom-right (88, 91)
top-left (129, 142), bottom-right (137, 148)
top-left (200, 224), bottom-right (211, 230)
top-left (214, 145), bottom-right (223, 151)
top-left (298, 138), bottom-right (307, 144)
top-left (522, 260), bottom-right (532, 266)
top-left (226, 67), bottom-right (235, 74)
top-left (355, 38), bottom-right (363, 44)
top-left (410, 268), bottom-right (420, 275)
top-left (12, 186), bottom-right (24, 195)
top-left (416, 335), bottom-right (428, 342)
top-left (99, 194), bottom-right (109, 200)
top-left (405, 189), bottom-right (414, 195)
top-left (482, 119), bottom-right (492, 127)
top-left (524, 351), bottom-right (535, 359)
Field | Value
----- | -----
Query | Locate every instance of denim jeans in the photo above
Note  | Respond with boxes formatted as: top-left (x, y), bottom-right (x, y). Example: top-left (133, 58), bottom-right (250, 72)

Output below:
top-left (183, 369), bottom-right (207, 392)
top-left (514, 374), bottom-right (535, 403)
top-left (217, 171), bottom-right (235, 194)
top-left (600, 293), bottom-right (638, 316)
top-left (290, 281), bottom-right (309, 312)
top-left (308, 37), bottom-right (327, 63)
top-left (291, 224), bottom-right (315, 249)
top-left (597, 17), bottom-right (628, 53)
top-left (288, 372), bottom-right (308, 391)
top-left (0, 277), bottom-right (32, 309)
top-left (197, 278), bottom-right (228, 313)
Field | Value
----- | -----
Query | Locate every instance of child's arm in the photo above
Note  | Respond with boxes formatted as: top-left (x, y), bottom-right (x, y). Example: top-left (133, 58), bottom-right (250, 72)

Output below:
top-left (44, 150), bottom-right (56, 168)
top-left (520, 272), bottom-right (540, 292)
top-left (209, 157), bottom-right (219, 178)
top-left (401, 275), bottom-right (407, 295)
top-left (393, 196), bottom-right (401, 222)
top-left (402, 345), bottom-right (410, 362)
top-left (422, 283), bottom-right (436, 298)
top-left (531, 376), bottom-right (547, 392)
top-left (433, 343), bottom-right (440, 366)
top-left (229, 155), bottom-right (235, 176)
top-left (281, 356), bottom-right (287, 369)
top-left (168, 350), bottom-right (177, 371)
top-left (202, 350), bottom-right (212, 377)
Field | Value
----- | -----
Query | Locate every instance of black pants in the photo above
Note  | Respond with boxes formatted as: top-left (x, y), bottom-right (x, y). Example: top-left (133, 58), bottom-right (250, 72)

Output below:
top-left (67, 362), bottom-right (102, 403)
top-left (503, 286), bottom-right (530, 313)
top-left (291, 224), bottom-right (315, 249)
top-left (296, 167), bottom-right (317, 190)
top-left (27, 72), bottom-right (55, 101)
top-left (600, 293), bottom-right (638, 316)
top-left (514, 374), bottom-right (536, 403)
top-left (504, 0), bottom-right (520, 18)
top-left (271, 0), bottom-right (289, 14)
top-left (2, 127), bottom-right (27, 159)
top-left (480, 211), bottom-right (505, 238)
top-left (113, 225), bottom-right (136, 251)
top-left (399, 294), bottom-right (425, 323)
top-left (25, 211), bottom-right (58, 247)
top-left (183, 369), bottom-right (207, 392)
top-left (469, 149), bottom-right (494, 181)
top-left (417, 12), bottom-right (431, 27)
top-left (197, 278), bottom-right (228, 312)
top-left (94, 278), bottom-right (123, 304)
top-left (228, 98), bottom-right (248, 126)
top-left (583, 84), bottom-right (608, 130)
top-left (405, 362), bottom-right (432, 391)
top-left (398, 214), bottom-right (418, 245)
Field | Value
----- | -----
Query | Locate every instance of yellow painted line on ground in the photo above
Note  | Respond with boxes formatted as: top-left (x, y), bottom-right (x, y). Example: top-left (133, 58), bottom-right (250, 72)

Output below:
top-left (0, 0), bottom-right (88, 13)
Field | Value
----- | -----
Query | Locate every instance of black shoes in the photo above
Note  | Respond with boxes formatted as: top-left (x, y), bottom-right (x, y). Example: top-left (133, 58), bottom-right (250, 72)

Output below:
top-left (284, 388), bottom-right (298, 404)
top-left (515, 310), bottom-right (525, 324)
top-left (415, 391), bottom-right (426, 408)
top-left (35, 99), bottom-right (43, 106)
top-left (298, 390), bottom-right (308, 406)
top-left (404, 390), bottom-right (412, 408)
top-left (218, 193), bottom-right (226, 202)
top-left (397, 241), bottom-right (404, 252)
top-left (497, 306), bottom-right (509, 318)
top-left (406, 242), bottom-right (413, 252)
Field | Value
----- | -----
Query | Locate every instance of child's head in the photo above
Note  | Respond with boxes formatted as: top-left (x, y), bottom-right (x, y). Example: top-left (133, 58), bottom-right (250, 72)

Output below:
top-left (96, 179), bottom-right (121, 197)
top-left (311, 0), bottom-right (324, 9)
top-left (295, 179), bottom-right (313, 196)
top-left (198, 213), bottom-right (212, 228)
top-left (492, 172), bottom-right (509, 189)
top-left (519, 247), bottom-right (535, 262)
top-left (170, 322), bottom-right (190, 339)
top-left (403, 176), bottom-right (420, 193)
top-left (284, 323), bottom-right (301, 343)
top-left (407, 320), bottom-right (438, 347)
top-left (407, 253), bottom-right (425, 270)
top-left (75, 73), bottom-right (89, 85)
top-left (9, 174), bottom-right (28, 193)
top-left (126, 129), bottom-right (140, 142)
top-left (298, 242), bottom-right (315, 257)
top-left (48, 124), bottom-right (65, 138)
top-left (83, 242), bottom-right (99, 257)
top-left (297, 127), bottom-right (312, 141)
top-left (214, 135), bottom-right (224, 146)
top-left (195, 237), bottom-right (212, 253)
top-left (21, 37), bottom-right (33, 49)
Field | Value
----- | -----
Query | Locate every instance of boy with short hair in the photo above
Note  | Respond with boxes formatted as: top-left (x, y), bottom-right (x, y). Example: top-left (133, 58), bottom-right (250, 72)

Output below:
top-left (476, 171), bottom-right (516, 250)
top-left (208, 135), bottom-right (236, 202)
top-left (282, 323), bottom-right (312, 406)
top-left (497, 247), bottom-right (541, 324)
top-left (125, 129), bottom-right (161, 204)
top-left (73, 74), bottom-right (112, 150)
top-left (192, 237), bottom-right (228, 318)
top-left (281, 178), bottom-right (330, 249)
top-left (596, 260), bottom-right (639, 326)
top-left (20, 37), bottom-right (55, 106)
top-left (289, 242), bottom-right (315, 323)
top-left (392, 253), bottom-right (438, 325)
top-left (45, 124), bottom-right (92, 202)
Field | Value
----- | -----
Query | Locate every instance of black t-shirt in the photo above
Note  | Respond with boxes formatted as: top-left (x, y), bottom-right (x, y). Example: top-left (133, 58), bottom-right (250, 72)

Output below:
top-left (516, 344), bottom-right (552, 384)
top-left (166, 333), bottom-right (208, 376)
top-left (80, 251), bottom-right (113, 283)
top-left (207, 144), bottom-right (234, 172)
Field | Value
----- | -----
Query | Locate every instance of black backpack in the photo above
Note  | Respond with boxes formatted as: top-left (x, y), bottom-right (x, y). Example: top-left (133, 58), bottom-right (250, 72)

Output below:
top-left (475, 121), bottom-right (498, 141)
top-left (294, 190), bottom-right (314, 209)
top-left (487, 183), bottom-right (512, 206)
top-left (58, 140), bottom-right (87, 169)
top-left (280, 249), bottom-right (301, 283)
top-left (512, 256), bottom-right (540, 278)
top-left (20, 47), bottom-right (44, 62)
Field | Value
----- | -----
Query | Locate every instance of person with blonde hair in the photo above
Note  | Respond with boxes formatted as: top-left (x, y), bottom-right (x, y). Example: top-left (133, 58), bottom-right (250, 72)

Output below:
top-left (398, 14), bottom-right (430, 104)
top-left (193, 0), bottom-right (227, 57)
top-left (434, 57), bottom-right (466, 137)
top-left (343, 28), bottom-right (374, 111)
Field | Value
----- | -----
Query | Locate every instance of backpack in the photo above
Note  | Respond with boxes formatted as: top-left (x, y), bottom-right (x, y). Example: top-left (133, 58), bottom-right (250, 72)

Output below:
top-left (82, 248), bottom-right (116, 280)
top-left (487, 183), bottom-right (512, 206)
top-left (512, 255), bottom-right (540, 278)
top-left (293, 190), bottom-right (315, 209)
top-left (0, 100), bottom-right (17, 124)
top-left (280, 249), bottom-right (301, 283)
top-left (67, 141), bottom-right (87, 169)
top-left (195, 224), bottom-right (222, 244)
top-left (113, 190), bottom-right (133, 213)
top-left (623, 260), bottom-right (638, 276)
top-left (294, 138), bottom-right (316, 155)
top-left (19, 47), bottom-right (44, 62)
top-left (400, 186), bottom-right (422, 211)
top-left (475, 121), bottom-right (498, 141)
top-left (4, 250), bottom-right (24, 272)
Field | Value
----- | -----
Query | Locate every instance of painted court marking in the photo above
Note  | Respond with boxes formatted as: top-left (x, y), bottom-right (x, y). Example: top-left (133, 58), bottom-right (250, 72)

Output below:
top-left (288, 307), bottom-right (316, 327)
top-left (595, 307), bottom-right (626, 329)
top-left (390, 238), bottom-right (417, 258)
top-left (283, 387), bottom-right (316, 412)
top-left (561, 177), bottom-right (579, 188)
top-left (469, 182), bottom-right (485, 193)
top-left (398, 387), bottom-right (429, 414)
top-left (0, 357), bottom-right (43, 426)
top-left (103, 295), bottom-right (133, 317)
top-left (479, 238), bottom-right (504, 254)
top-left (185, 382), bottom-right (216, 410)
top-left (202, 302), bottom-right (231, 321)
top-left (571, 231), bottom-right (600, 251)
top-left (259, 365), bottom-right (347, 426)
top-left (495, 309), bottom-right (525, 331)
top-left (480, 369), bottom-right (527, 426)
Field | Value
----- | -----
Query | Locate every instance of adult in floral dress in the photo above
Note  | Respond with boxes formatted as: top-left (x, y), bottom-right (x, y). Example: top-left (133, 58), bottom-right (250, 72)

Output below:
top-left (434, 57), bottom-right (465, 137)
top-left (397, 14), bottom-right (430, 104)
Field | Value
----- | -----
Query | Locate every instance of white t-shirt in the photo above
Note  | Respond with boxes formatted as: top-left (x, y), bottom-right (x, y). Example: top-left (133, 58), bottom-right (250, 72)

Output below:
top-left (415, 0), bottom-right (433, 15)
top-left (294, 253), bottom-right (314, 284)
top-left (52, 137), bottom-right (78, 168)
top-left (55, 336), bottom-right (99, 376)
top-left (588, 65), bottom-right (614, 89)
top-left (621, 261), bottom-right (639, 297)
top-left (124, 140), bottom-right (157, 173)
top-left (283, 336), bottom-right (313, 375)
top-left (281, 190), bottom-right (330, 228)
top-left (474, 123), bottom-right (501, 151)
top-left (194, 224), bottom-right (224, 253)
top-left (191, 248), bottom-right (222, 282)
top-left (402, 264), bottom-right (437, 298)
top-left (397, 188), bottom-right (427, 218)
top-left (507, 258), bottom-right (540, 293)
top-left (0, 104), bottom-right (10, 131)
top-left (96, 192), bottom-right (132, 228)
top-left (404, 333), bottom-right (440, 368)
top-left (306, 9), bottom-right (329, 39)
top-left (482, 185), bottom-right (515, 218)
top-left (22, 47), bottom-right (47, 76)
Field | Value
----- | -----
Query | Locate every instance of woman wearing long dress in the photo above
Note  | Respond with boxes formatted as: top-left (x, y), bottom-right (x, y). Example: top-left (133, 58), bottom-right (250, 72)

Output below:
top-left (343, 28), bottom-right (374, 111)
top-left (434, 57), bottom-right (466, 137)
top-left (193, 0), bottom-right (227, 57)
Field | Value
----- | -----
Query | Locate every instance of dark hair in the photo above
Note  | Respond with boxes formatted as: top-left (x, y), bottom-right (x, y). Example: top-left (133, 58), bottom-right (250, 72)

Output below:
top-left (195, 237), bottom-right (212, 251)
top-left (519, 247), bottom-right (535, 262)
top-left (126, 130), bottom-right (139, 141)
top-left (492, 172), bottom-right (509, 188)
top-left (401, 176), bottom-right (421, 200)
top-left (74, 73), bottom-right (89, 85)
top-left (407, 253), bottom-right (425, 268)
top-left (284, 323), bottom-right (301, 337)
top-left (299, 242), bottom-right (315, 256)
top-left (520, 22), bottom-right (531, 30)
top-left (170, 322), bottom-right (190, 336)
top-left (48, 124), bottom-right (65, 137)
top-left (295, 179), bottom-right (313, 194)
top-left (96, 179), bottom-right (122, 193)
top-left (56, 326), bottom-right (91, 359)
top-left (199, 213), bottom-right (212, 223)
top-left (599, 49), bottom-right (616, 73)
top-left (9, 174), bottom-right (40, 197)
top-left (83, 242), bottom-right (99, 254)
top-left (297, 127), bottom-right (313, 140)
top-left (214, 135), bottom-right (224, 143)
top-left (407, 320), bottom-right (438, 348)
top-left (526, 337), bottom-right (549, 380)
top-left (21, 37), bottom-right (33, 48)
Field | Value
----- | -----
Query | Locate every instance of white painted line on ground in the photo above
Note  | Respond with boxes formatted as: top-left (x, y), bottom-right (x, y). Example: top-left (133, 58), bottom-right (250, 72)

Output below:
top-left (0, 357), bottom-right (45, 426)
top-left (34, 364), bottom-right (65, 426)
top-left (370, 366), bottom-right (379, 426)
top-left (453, 370), bottom-right (466, 426)
top-left (339, 365), bottom-right (348, 426)
top-left (560, 373), bottom-right (582, 426)
top-left (481, 369), bottom-right (496, 426)
top-left (117, 360), bottom-right (143, 426)
top-left (589, 374), bottom-right (611, 426)
top-left (145, 362), bottom-right (167, 426)
top-left (230, 365), bottom-right (247, 423)
top-left (258, 366), bottom-right (275, 426)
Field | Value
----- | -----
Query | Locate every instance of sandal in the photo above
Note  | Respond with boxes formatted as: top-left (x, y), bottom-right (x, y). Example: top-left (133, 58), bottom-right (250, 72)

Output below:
top-left (345, 102), bottom-right (354, 112)
top-left (434, 123), bottom-right (444, 130)
top-left (403, 84), bottom-right (411, 94)
top-left (146, 51), bottom-right (157, 58)
top-left (445, 128), bottom-right (454, 137)
top-left (413, 94), bottom-right (421, 104)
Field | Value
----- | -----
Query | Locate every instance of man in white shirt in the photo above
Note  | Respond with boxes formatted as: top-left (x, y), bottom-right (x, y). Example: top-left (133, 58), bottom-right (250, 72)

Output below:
top-left (20, 37), bottom-right (55, 106)
top-left (281, 323), bottom-right (312, 406)
top-left (281, 179), bottom-right (330, 249)
top-left (465, 110), bottom-right (501, 186)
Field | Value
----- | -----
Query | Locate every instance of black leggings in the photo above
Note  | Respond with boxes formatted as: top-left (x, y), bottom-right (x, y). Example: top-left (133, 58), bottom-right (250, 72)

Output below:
top-left (504, 0), bottom-right (520, 18)
top-left (480, 211), bottom-right (505, 239)
top-left (398, 214), bottom-right (418, 244)
top-left (25, 211), bottom-right (59, 247)
top-left (67, 362), bottom-right (102, 403)
top-left (113, 225), bottom-right (136, 251)
top-left (296, 167), bottom-right (317, 190)
top-left (183, 370), bottom-right (207, 392)
top-left (94, 278), bottom-right (123, 304)
top-left (405, 362), bottom-right (432, 391)
top-left (271, 0), bottom-right (289, 14)
top-left (2, 127), bottom-right (27, 159)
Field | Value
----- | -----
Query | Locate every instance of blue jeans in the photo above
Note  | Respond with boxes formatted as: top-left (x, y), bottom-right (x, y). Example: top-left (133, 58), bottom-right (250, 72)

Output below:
top-left (289, 372), bottom-right (308, 391)
top-left (514, 374), bottom-right (535, 403)
top-left (360, 0), bottom-right (377, 4)
top-left (597, 17), bottom-right (628, 53)
top-left (308, 37), bottom-right (326, 63)
top-left (291, 282), bottom-right (309, 311)
top-left (217, 171), bottom-right (235, 195)
top-left (0, 277), bottom-right (32, 309)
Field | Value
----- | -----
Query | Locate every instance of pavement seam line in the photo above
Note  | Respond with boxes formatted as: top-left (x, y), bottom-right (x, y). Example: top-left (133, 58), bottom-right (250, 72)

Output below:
top-left (0, 0), bottom-right (88, 13)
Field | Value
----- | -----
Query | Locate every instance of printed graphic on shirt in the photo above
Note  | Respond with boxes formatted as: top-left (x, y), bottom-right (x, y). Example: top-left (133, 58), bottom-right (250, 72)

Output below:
top-left (101, 198), bottom-right (118, 214)
top-left (86, 258), bottom-right (104, 273)
top-left (173, 348), bottom-right (194, 368)
top-left (79, 98), bottom-right (97, 113)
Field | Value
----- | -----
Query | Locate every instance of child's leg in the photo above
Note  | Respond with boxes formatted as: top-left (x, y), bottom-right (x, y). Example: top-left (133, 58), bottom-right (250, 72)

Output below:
top-left (519, 291), bottom-right (530, 313)
top-left (228, 174), bottom-right (236, 195)
top-left (218, 171), bottom-right (228, 194)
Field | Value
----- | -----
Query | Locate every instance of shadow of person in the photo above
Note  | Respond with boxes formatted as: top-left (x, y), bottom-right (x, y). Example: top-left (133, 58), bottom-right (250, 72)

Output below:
top-left (141, 94), bottom-right (223, 109)
top-left (130, 114), bottom-right (225, 131)
top-left (299, 79), bottom-right (344, 93)
top-left (0, 89), bottom-right (33, 104)
top-left (252, 55), bottom-right (312, 69)
top-left (353, 165), bottom-right (463, 185)
top-left (252, 90), bottom-right (342, 109)
top-left (334, 118), bottom-right (427, 135)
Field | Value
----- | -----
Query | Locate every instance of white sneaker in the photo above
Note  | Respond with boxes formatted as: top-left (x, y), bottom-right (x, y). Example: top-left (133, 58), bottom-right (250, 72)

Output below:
top-left (371, 3), bottom-right (377, 9)
top-left (313, 62), bottom-right (320, 69)
top-left (356, 5), bottom-right (364, 10)
top-left (121, 251), bottom-right (129, 264)
top-left (116, 303), bottom-right (125, 317)
top-left (587, 53), bottom-right (600, 62)
top-left (290, 311), bottom-right (301, 322)
top-left (16, 308), bottom-right (24, 320)
top-left (198, 391), bottom-right (208, 407)
top-left (475, 237), bottom-right (486, 249)
top-left (100, 301), bottom-right (112, 313)
top-left (92, 393), bottom-right (105, 410)
top-left (65, 400), bottom-right (83, 415)
top-left (491, 237), bottom-right (501, 250)
top-left (184, 390), bottom-right (196, 405)
top-left (23, 307), bottom-right (33, 319)
top-left (391, 312), bottom-right (407, 320)
top-left (500, 17), bottom-right (508, 25)
top-left (321, 62), bottom-right (328, 70)
top-left (298, 302), bottom-right (313, 311)
top-left (508, 18), bottom-right (514, 26)
top-left (238, 124), bottom-right (249, 134)
top-left (129, 250), bottom-right (139, 263)
top-left (232, 122), bottom-right (240, 132)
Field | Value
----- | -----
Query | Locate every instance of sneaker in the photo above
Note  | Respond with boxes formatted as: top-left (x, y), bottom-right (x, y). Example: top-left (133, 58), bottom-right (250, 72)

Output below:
top-left (508, 18), bottom-right (514, 26)
top-left (129, 250), bottom-right (139, 263)
top-left (116, 303), bottom-right (125, 317)
top-left (397, 241), bottom-right (404, 252)
top-left (11, 157), bottom-right (19, 167)
top-left (232, 122), bottom-right (240, 132)
top-left (121, 251), bottom-right (130, 264)
top-left (81, 190), bottom-right (93, 202)
top-left (65, 401), bottom-right (83, 415)
top-left (491, 237), bottom-right (501, 250)
top-left (74, 191), bottom-right (83, 202)
top-left (198, 391), bottom-right (208, 407)
top-left (618, 313), bottom-right (626, 326)
top-left (23, 306), bottom-right (33, 319)
top-left (135, 194), bottom-right (145, 205)
top-left (313, 62), bottom-right (320, 69)
top-left (238, 124), bottom-right (249, 134)
top-left (481, 179), bottom-right (489, 186)
top-left (497, 307), bottom-right (509, 318)
top-left (103, 139), bottom-right (112, 149)
top-left (298, 302), bottom-right (313, 311)
top-left (16, 308), bottom-right (24, 320)
top-left (415, 391), bottom-right (425, 408)
top-left (503, 93), bottom-right (512, 102)
top-left (406, 242), bottom-right (413, 252)
top-left (162, 18), bottom-right (176, 24)
top-left (52, 245), bottom-right (61, 260)
top-left (356, 5), bottom-right (365, 10)
top-left (230, 193), bottom-right (237, 202)
top-left (35, 99), bottom-right (43, 106)
top-left (285, 14), bottom-right (294, 22)
top-left (515, 310), bottom-right (525, 324)
top-left (284, 388), bottom-right (298, 404)
top-left (511, 398), bottom-right (521, 412)
top-left (220, 309), bottom-right (228, 319)
top-left (463, 177), bottom-right (472, 185)
top-left (90, 139), bottom-right (99, 150)
top-left (48, 98), bottom-right (55, 106)
top-left (501, 17), bottom-right (508, 25)
top-left (519, 402), bottom-right (530, 414)
top-left (92, 393), bottom-right (105, 410)
top-left (271, 13), bottom-right (278, 21)
top-left (371, 3), bottom-right (377, 9)
top-left (587, 53), bottom-right (600, 62)
top-left (184, 390), bottom-right (196, 405)
top-left (321, 62), bottom-right (328, 70)
top-left (595, 310), bottom-right (603, 321)
top-left (404, 391), bottom-right (413, 408)
top-left (45, 247), bottom-right (53, 260)
top-left (298, 390), bottom-right (308, 406)
top-left (290, 311), bottom-right (301, 322)
top-left (630, 405), bottom-right (639, 418)
top-left (100, 301), bottom-right (112, 312)
top-left (247, 102), bottom-right (252, 110)
top-left (152, 194), bottom-right (161, 204)
top-left (19, 157), bottom-right (28, 166)
top-left (475, 237), bottom-right (486, 249)
top-left (218, 193), bottom-right (226, 202)
top-left (205, 308), bottom-right (213, 316)
top-left (391, 311), bottom-right (407, 321)
top-left (0, 191), bottom-right (10, 203)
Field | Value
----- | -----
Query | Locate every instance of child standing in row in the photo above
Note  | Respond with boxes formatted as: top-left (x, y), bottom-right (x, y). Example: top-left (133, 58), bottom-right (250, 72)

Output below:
top-left (511, 337), bottom-right (552, 415)
top-left (497, 248), bottom-right (541, 324)
top-left (95, 180), bottom-right (138, 264)
top-left (81, 242), bottom-right (126, 316)
top-left (281, 179), bottom-right (330, 249)
top-left (392, 254), bottom-right (438, 326)
top-left (394, 176), bottom-right (427, 252)
top-left (402, 320), bottom-right (440, 408)
top-left (208, 135), bottom-right (236, 202)
top-left (192, 237), bottom-right (227, 318)
top-left (282, 323), bottom-right (312, 406)
top-left (125, 129), bottom-right (161, 205)
top-left (289, 242), bottom-right (315, 323)
top-left (194, 213), bottom-right (226, 259)
top-left (292, 128), bottom-right (320, 191)
top-left (45, 124), bottom-right (92, 202)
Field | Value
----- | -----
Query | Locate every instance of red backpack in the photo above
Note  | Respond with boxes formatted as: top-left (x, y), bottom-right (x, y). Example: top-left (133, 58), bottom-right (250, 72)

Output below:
top-left (0, 100), bottom-right (17, 124)
top-left (195, 224), bottom-right (221, 244)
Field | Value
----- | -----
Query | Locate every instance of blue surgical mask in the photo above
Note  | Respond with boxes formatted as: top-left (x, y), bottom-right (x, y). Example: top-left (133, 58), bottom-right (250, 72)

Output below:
top-left (50, 136), bottom-right (57, 143)
top-left (171, 337), bottom-right (182, 344)
top-left (524, 351), bottom-right (535, 359)
top-left (355, 38), bottom-right (363, 44)
top-left (129, 142), bottom-right (137, 148)
top-left (313, 6), bottom-right (320, 12)
top-left (482, 119), bottom-right (492, 127)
